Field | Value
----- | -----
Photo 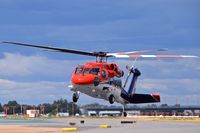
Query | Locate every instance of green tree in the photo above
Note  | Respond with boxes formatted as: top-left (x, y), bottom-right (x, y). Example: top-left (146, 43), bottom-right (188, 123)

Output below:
top-left (6, 100), bottom-right (21, 114)
top-left (42, 103), bottom-right (54, 114)
top-left (82, 103), bottom-right (104, 109)
top-left (53, 98), bottom-right (69, 113)
top-left (0, 103), bottom-right (3, 112)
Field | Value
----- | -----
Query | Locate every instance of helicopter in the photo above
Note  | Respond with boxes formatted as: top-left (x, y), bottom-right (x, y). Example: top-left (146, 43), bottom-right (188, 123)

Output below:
top-left (2, 41), bottom-right (198, 116)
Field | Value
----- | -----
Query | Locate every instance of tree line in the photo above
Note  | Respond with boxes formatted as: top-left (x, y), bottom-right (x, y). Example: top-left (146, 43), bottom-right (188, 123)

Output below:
top-left (0, 98), bottom-right (80, 116)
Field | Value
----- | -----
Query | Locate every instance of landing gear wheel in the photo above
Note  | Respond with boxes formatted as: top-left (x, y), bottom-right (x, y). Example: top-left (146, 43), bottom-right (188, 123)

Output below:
top-left (123, 112), bottom-right (127, 117)
top-left (94, 77), bottom-right (100, 86)
top-left (109, 94), bottom-right (115, 104)
top-left (72, 93), bottom-right (79, 103)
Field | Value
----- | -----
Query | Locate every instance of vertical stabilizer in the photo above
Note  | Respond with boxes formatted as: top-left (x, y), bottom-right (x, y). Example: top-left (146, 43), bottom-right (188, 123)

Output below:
top-left (127, 68), bottom-right (141, 95)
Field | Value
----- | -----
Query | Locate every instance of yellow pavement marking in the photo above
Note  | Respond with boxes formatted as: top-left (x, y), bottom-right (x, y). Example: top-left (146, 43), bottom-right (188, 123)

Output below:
top-left (99, 125), bottom-right (111, 128)
top-left (61, 127), bottom-right (77, 132)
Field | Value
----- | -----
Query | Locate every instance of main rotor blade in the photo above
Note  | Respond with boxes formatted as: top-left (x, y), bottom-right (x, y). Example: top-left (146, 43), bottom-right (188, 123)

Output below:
top-left (110, 54), bottom-right (198, 58)
top-left (2, 41), bottom-right (96, 56)
top-left (2, 41), bottom-right (198, 59)
top-left (107, 48), bottom-right (168, 56)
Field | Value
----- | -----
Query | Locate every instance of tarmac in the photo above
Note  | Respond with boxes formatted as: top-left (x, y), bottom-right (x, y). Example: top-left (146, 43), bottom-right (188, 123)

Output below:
top-left (0, 117), bottom-right (200, 133)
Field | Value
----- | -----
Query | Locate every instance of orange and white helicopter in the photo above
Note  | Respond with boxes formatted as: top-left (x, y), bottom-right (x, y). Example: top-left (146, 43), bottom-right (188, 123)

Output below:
top-left (2, 41), bottom-right (198, 116)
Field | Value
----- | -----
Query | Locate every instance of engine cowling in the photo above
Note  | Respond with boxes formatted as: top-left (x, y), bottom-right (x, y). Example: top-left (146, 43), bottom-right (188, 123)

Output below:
top-left (108, 63), bottom-right (117, 71)
top-left (116, 69), bottom-right (124, 78)
top-left (107, 64), bottom-right (124, 77)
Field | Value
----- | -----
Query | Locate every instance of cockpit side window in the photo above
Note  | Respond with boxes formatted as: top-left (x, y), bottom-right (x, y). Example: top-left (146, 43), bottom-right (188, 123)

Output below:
top-left (89, 68), bottom-right (100, 76)
top-left (102, 69), bottom-right (107, 78)
top-left (83, 68), bottom-right (90, 75)
top-left (75, 67), bottom-right (83, 74)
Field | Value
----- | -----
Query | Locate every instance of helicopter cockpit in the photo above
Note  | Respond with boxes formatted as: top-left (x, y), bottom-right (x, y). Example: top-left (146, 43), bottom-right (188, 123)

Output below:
top-left (74, 67), bottom-right (100, 76)
top-left (72, 66), bottom-right (103, 85)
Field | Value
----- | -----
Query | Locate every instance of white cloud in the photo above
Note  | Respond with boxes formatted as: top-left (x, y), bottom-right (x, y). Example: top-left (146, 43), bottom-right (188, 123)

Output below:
top-left (136, 78), bottom-right (200, 105)
top-left (138, 78), bottom-right (200, 93)
top-left (0, 52), bottom-right (85, 80)
top-left (0, 53), bottom-right (34, 76)
top-left (0, 78), bottom-right (70, 104)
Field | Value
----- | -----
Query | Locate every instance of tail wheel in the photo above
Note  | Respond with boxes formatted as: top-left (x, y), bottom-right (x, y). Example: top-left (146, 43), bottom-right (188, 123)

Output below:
top-left (109, 94), bottom-right (115, 104)
top-left (72, 93), bottom-right (79, 103)
top-left (123, 112), bottom-right (127, 117)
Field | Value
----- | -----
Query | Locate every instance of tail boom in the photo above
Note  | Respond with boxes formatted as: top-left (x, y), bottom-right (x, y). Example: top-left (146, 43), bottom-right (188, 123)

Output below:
top-left (121, 89), bottom-right (160, 104)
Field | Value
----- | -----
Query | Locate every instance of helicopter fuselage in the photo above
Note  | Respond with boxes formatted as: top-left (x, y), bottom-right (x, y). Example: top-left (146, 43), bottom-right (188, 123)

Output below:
top-left (69, 61), bottom-right (126, 104)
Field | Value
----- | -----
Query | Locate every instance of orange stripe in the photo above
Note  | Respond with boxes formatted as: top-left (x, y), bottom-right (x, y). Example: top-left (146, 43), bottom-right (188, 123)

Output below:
top-left (128, 54), bottom-right (143, 58)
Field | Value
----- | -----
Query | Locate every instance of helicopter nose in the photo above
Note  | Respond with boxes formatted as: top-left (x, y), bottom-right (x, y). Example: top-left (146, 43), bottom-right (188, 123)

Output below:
top-left (72, 75), bottom-right (94, 85)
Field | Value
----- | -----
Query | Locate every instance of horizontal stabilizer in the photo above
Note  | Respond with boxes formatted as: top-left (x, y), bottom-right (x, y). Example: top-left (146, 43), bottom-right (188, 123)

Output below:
top-left (121, 89), bottom-right (160, 104)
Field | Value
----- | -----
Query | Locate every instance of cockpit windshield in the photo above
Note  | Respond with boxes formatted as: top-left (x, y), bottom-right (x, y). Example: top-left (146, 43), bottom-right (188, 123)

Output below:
top-left (75, 67), bottom-right (83, 74)
top-left (83, 68), bottom-right (90, 75)
top-left (89, 68), bottom-right (100, 76)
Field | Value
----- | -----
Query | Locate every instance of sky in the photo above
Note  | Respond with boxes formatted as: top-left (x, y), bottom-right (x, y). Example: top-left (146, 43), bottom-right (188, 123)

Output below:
top-left (0, 0), bottom-right (199, 106)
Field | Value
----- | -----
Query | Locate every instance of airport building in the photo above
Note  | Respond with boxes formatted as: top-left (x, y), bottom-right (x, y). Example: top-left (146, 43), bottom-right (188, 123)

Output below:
top-left (26, 110), bottom-right (40, 118)
top-left (84, 105), bottom-right (200, 117)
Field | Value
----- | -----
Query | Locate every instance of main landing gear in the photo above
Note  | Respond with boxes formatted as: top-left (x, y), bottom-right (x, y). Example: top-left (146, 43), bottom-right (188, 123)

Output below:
top-left (108, 94), bottom-right (115, 104)
top-left (72, 92), bottom-right (79, 103)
